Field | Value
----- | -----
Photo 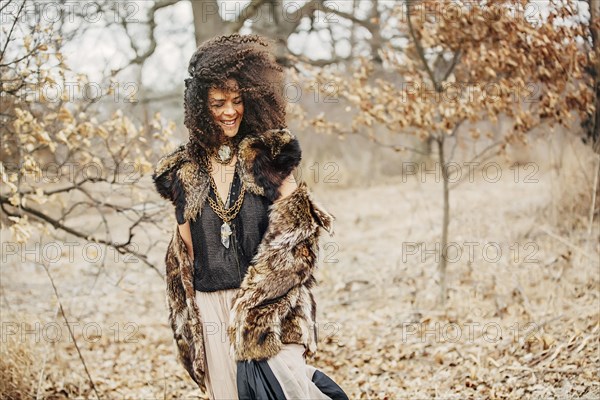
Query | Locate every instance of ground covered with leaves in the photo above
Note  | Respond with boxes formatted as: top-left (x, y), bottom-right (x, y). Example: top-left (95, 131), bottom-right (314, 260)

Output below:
top-left (1, 165), bottom-right (598, 399)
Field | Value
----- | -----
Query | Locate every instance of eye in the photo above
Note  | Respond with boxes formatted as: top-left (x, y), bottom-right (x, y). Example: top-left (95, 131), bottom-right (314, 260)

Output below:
top-left (234, 98), bottom-right (243, 105)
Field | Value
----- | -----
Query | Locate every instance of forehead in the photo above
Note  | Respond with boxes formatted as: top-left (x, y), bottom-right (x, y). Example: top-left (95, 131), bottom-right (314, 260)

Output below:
top-left (208, 79), bottom-right (241, 99)
top-left (208, 87), bottom-right (241, 99)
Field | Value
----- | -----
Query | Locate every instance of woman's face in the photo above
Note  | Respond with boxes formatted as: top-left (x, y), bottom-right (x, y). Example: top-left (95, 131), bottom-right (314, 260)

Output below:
top-left (208, 79), bottom-right (244, 138)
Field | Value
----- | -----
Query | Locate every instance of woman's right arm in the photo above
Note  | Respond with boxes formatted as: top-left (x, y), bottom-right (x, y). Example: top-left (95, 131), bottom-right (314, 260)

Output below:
top-left (178, 221), bottom-right (194, 260)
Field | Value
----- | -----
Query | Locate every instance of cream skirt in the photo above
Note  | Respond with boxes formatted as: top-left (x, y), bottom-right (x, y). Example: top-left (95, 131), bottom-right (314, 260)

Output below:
top-left (195, 288), bottom-right (334, 400)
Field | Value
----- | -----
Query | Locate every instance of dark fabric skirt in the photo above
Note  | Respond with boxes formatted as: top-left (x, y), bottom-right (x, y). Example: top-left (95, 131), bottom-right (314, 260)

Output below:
top-left (237, 357), bottom-right (349, 400)
top-left (195, 289), bottom-right (348, 400)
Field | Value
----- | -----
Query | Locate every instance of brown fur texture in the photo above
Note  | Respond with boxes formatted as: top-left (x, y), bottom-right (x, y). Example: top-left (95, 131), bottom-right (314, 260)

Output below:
top-left (165, 226), bottom-right (207, 391)
top-left (153, 128), bottom-right (334, 389)
top-left (228, 182), bottom-right (333, 361)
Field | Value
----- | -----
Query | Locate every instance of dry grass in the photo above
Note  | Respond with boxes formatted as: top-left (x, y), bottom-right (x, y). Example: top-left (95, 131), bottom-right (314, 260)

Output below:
top-left (544, 136), bottom-right (600, 232)
top-left (310, 145), bottom-right (599, 398)
top-left (0, 333), bottom-right (37, 400)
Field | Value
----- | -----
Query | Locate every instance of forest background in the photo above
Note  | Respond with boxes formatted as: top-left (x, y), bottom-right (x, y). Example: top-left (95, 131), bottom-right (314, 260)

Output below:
top-left (1, 0), bottom-right (599, 398)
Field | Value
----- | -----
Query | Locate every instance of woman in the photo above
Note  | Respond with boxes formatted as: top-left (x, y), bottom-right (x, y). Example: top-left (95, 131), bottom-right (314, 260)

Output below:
top-left (152, 34), bottom-right (348, 400)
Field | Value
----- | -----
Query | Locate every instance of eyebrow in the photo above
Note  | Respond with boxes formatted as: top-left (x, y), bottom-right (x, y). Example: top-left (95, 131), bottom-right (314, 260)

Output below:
top-left (209, 95), bottom-right (242, 102)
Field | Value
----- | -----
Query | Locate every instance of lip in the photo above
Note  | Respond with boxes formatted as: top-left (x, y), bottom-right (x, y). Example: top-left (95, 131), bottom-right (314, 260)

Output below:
top-left (220, 118), bottom-right (237, 127)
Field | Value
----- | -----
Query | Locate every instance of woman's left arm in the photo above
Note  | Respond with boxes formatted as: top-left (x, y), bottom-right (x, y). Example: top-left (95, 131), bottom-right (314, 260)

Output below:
top-left (277, 171), bottom-right (298, 201)
top-left (227, 128), bottom-right (336, 360)
top-left (228, 178), bottom-right (335, 361)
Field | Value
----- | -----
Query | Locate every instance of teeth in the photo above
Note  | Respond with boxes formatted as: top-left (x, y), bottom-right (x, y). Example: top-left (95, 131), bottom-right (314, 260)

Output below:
top-left (222, 120), bottom-right (235, 126)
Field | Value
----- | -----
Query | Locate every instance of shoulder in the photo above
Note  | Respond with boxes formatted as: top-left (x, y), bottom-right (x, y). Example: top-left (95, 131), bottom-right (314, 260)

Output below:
top-left (152, 144), bottom-right (192, 202)
top-left (153, 144), bottom-right (190, 178)
top-left (152, 144), bottom-right (210, 224)
top-left (238, 128), bottom-right (302, 202)
top-left (239, 128), bottom-right (300, 155)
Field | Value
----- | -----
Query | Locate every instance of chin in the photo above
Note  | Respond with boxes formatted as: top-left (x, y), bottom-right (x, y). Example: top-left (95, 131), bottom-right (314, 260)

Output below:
top-left (221, 124), bottom-right (241, 138)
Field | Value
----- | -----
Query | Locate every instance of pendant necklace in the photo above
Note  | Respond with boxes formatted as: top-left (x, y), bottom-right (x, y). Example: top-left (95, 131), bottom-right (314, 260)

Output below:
top-left (215, 141), bottom-right (234, 165)
top-left (217, 144), bottom-right (232, 164)
top-left (204, 157), bottom-right (246, 248)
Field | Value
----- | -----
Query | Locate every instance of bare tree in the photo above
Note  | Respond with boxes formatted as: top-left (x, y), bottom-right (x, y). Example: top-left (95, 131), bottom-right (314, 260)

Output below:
top-left (189, 0), bottom-right (391, 66)
top-left (304, 0), bottom-right (593, 306)
top-left (1, 0), bottom-right (173, 276)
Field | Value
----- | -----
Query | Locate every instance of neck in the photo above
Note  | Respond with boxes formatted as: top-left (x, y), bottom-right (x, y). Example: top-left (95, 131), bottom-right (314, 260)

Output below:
top-left (212, 154), bottom-right (237, 167)
top-left (203, 153), bottom-right (237, 175)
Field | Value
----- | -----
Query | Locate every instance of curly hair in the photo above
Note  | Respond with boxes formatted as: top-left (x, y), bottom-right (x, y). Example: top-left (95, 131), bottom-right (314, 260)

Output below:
top-left (183, 34), bottom-right (287, 159)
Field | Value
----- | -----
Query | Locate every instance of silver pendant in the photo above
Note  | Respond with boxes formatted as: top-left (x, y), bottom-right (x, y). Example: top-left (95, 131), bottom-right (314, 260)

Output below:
top-left (220, 222), bottom-right (232, 248)
top-left (218, 144), bottom-right (232, 163)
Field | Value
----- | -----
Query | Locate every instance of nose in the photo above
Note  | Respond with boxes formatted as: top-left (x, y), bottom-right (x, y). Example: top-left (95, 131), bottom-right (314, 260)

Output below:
top-left (223, 101), bottom-right (236, 116)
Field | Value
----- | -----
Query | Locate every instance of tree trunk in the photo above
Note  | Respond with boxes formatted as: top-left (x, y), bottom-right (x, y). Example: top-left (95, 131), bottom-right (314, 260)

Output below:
top-left (189, 0), bottom-right (304, 66)
top-left (250, 0), bottom-right (289, 64)
top-left (587, 0), bottom-right (600, 153)
top-left (191, 0), bottom-right (227, 47)
top-left (437, 136), bottom-right (450, 306)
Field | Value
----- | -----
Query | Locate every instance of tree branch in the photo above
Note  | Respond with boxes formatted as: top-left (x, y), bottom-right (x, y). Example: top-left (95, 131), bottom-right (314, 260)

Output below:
top-left (228, 0), bottom-right (268, 32)
top-left (448, 140), bottom-right (505, 190)
top-left (0, 0), bottom-right (26, 64)
top-left (406, 0), bottom-right (439, 91)
top-left (288, 52), bottom-right (351, 68)
top-left (314, 2), bottom-right (377, 32)
top-left (441, 49), bottom-right (462, 82)
top-left (0, 196), bottom-right (163, 277)
top-left (113, 0), bottom-right (179, 74)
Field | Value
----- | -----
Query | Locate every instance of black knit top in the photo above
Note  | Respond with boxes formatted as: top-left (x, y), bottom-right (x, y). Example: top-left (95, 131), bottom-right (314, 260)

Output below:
top-left (190, 164), bottom-right (272, 292)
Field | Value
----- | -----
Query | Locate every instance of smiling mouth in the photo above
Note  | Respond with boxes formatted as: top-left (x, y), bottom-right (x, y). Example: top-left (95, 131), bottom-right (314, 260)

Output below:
top-left (220, 118), bottom-right (237, 127)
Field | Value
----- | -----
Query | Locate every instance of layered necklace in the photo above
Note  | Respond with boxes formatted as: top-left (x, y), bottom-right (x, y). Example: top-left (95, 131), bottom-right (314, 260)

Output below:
top-left (203, 154), bottom-right (246, 248)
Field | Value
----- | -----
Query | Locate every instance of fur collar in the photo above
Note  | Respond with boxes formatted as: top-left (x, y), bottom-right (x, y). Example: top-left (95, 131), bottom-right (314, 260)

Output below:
top-left (152, 128), bottom-right (302, 223)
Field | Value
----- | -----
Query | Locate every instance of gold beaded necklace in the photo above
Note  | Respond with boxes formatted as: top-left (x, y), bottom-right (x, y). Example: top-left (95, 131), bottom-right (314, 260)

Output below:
top-left (203, 155), bottom-right (246, 248)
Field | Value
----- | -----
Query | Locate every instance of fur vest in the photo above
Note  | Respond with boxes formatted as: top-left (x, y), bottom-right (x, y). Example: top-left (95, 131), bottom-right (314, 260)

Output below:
top-left (152, 129), bottom-right (334, 391)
